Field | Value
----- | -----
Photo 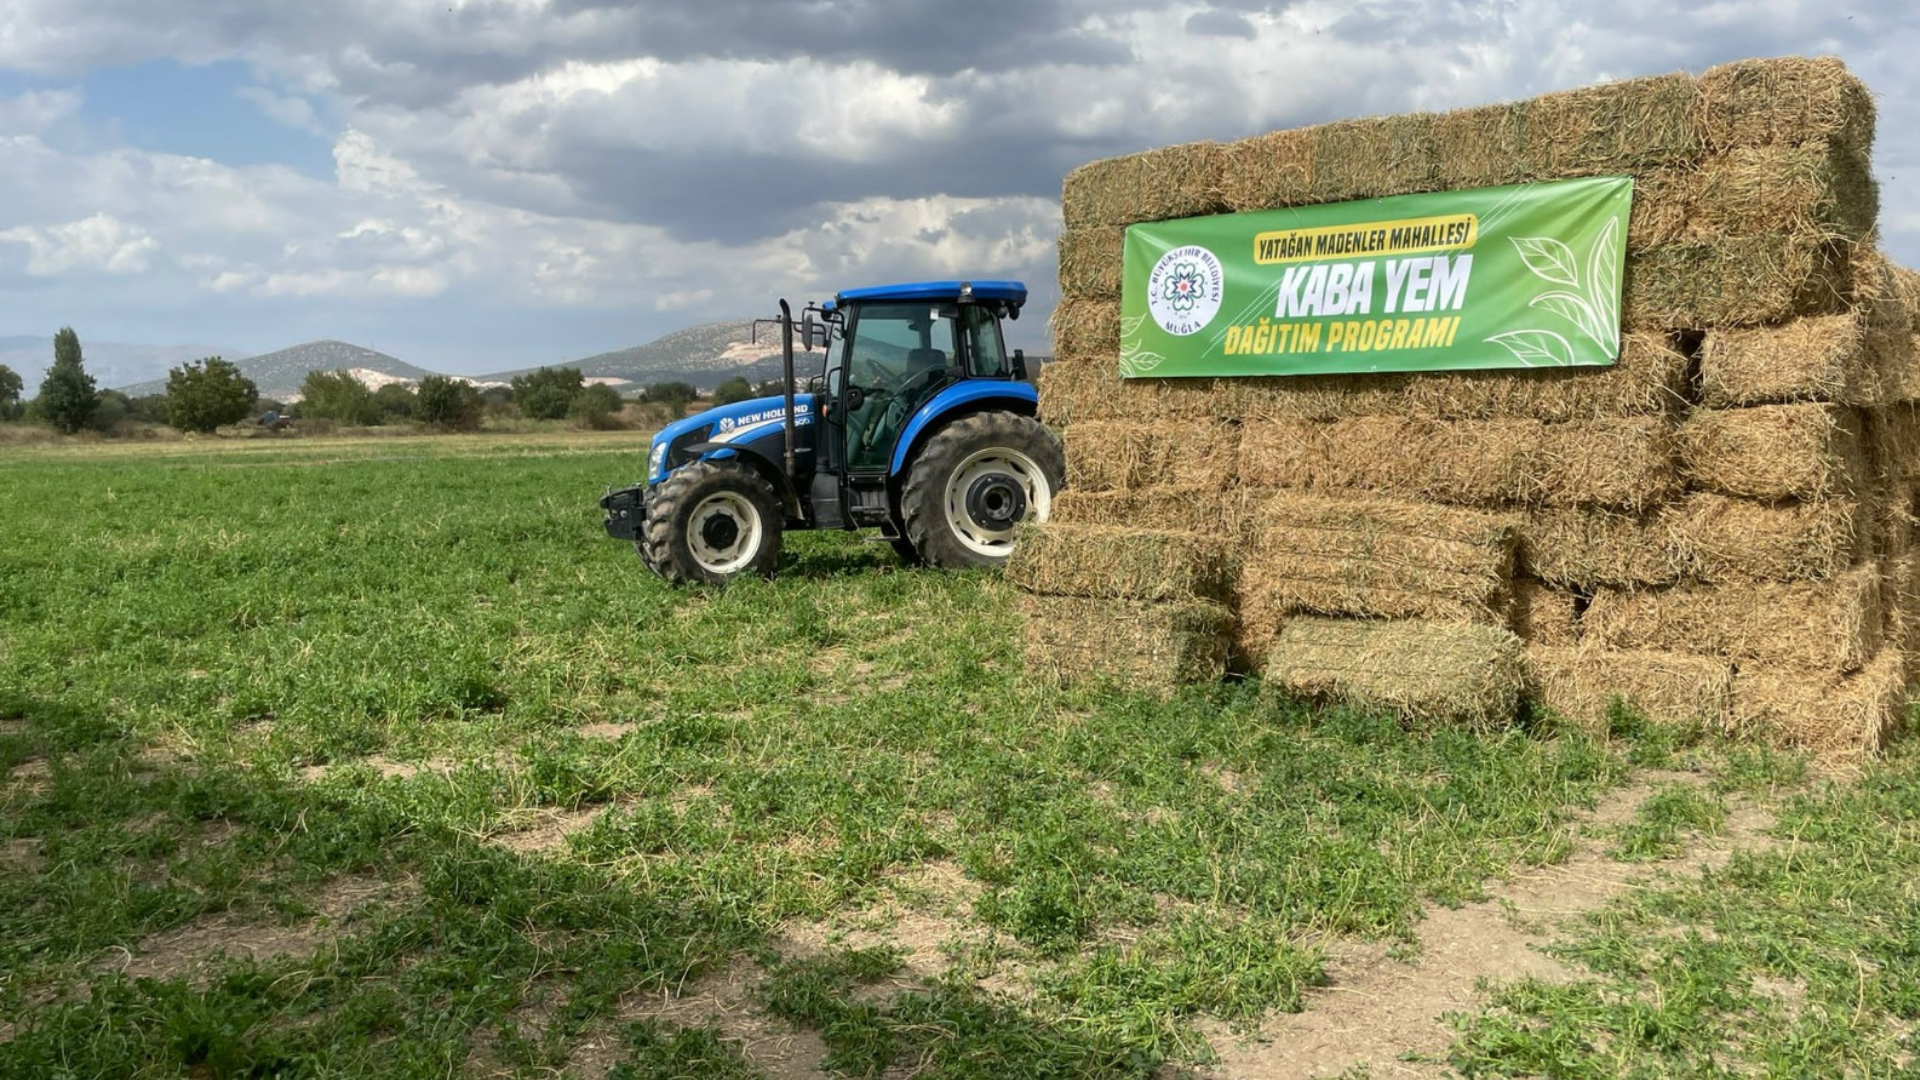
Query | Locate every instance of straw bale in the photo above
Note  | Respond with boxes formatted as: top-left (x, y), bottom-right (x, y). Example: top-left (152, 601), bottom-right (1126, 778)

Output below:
top-left (1261, 617), bottom-right (1526, 731)
top-left (1863, 403), bottom-right (1920, 485)
top-left (1584, 562), bottom-right (1883, 674)
top-left (1020, 595), bottom-right (1229, 693)
top-left (1680, 492), bottom-right (1866, 583)
top-left (1856, 253), bottom-right (1920, 402)
top-left (1696, 56), bottom-right (1875, 155)
top-left (1061, 420), bottom-right (1240, 492)
top-left (1235, 415), bottom-right (1679, 511)
top-left (1519, 507), bottom-right (1689, 589)
top-left (1730, 649), bottom-right (1905, 765)
top-left (1697, 313), bottom-right (1882, 408)
top-left (1526, 646), bottom-right (1735, 734)
top-left (1511, 579), bottom-right (1581, 647)
top-left (1061, 141), bottom-right (1226, 229)
top-left (1058, 228), bottom-right (1125, 301)
top-left (1523, 72), bottom-right (1704, 177)
top-left (1678, 403), bottom-right (1866, 500)
top-left (1220, 127), bottom-right (1317, 212)
top-left (1432, 102), bottom-right (1529, 190)
top-left (1035, 361), bottom-right (1230, 427)
top-left (1238, 490), bottom-right (1518, 621)
top-left (1309, 114), bottom-right (1440, 203)
top-left (1225, 331), bottom-right (1688, 423)
top-left (1049, 486), bottom-right (1233, 535)
top-left (1050, 298), bottom-right (1120, 363)
top-left (1682, 141), bottom-right (1878, 246)
top-left (1005, 524), bottom-right (1234, 604)
top-left (1625, 233), bottom-right (1853, 328)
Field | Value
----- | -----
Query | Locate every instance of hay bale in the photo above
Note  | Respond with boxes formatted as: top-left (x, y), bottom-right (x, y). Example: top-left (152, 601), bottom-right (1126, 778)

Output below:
top-left (1061, 420), bottom-right (1240, 492)
top-left (1683, 142), bottom-right (1878, 245)
top-left (1696, 56), bottom-right (1875, 155)
top-left (1020, 595), bottom-right (1229, 692)
top-left (1863, 403), bottom-right (1920, 485)
top-left (1432, 102), bottom-right (1529, 190)
top-left (1625, 233), bottom-right (1853, 328)
top-left (1061, 141), bottom-right (1226, 229)
top-left (1050, 298), bottom-right (1120, 363)
top-left (1679, 403), bottom-right (1866, 500)
top-left (1235, 415), bottom-right (1679, 511)
top-left (1220, 127), bottom-right (1317, 212)
top-left (1697, 313), bottom-right (1884, 408)
top-left (1519, 506), bottom-right (1690, 589)
top-left (1511, 579), bottom-right (1581, 647)
top-left (1049, 486), bottom-right (1233, 534)
top-left (1680, 493), bottom-right (1866, 583)
top-left (1309, 114), bottom-right (1440, 202)
top-left (1261, 617), bottom-right (1526, 731)
top-left (1730, 649), bottom-right (1905, 765)
top-left (1526, 646), bottom-right (1734, 734)
top-left (1226, 331), bottom-right (1688, 423)
top-left (1584, 562), bottom-right (1883, 674)
top-left (1005, 524), bottom-right (1234, 604)
top-left (1035, 361), bottom-right (1230, 427)
top-left (1058, 227), bottom-right (1125, 300)
top-left (1523, 72), bottom-right (1703, 177)
top-left (1238, 490), bottom-right (1518, 623)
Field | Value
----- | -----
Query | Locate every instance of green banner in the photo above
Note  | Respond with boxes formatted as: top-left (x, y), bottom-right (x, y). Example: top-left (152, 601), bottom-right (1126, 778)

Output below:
top-left (1119, 176), bottom-right (1632, 378)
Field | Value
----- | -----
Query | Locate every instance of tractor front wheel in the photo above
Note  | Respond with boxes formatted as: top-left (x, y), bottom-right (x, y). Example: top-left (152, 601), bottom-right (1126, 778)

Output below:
top-left (900, 412), bottom-right (1064, 570)
top-left (642, 460), bottom-right (784, 584)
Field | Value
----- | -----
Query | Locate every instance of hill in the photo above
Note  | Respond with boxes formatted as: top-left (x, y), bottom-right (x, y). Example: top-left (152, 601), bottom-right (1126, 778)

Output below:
top-left (3, 337), bottom-right (247, 397)
top-left (479, 320), bottom-right (789, 392)
top-left (117, 340), bottom-right (435, 401)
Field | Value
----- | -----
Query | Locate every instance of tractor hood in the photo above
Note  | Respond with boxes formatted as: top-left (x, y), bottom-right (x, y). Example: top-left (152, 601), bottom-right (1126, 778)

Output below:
top-left (648, 393), bottom-right (817, 483)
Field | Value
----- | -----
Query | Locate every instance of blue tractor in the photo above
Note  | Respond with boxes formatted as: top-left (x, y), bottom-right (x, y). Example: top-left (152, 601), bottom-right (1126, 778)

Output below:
top-left (600, 280), bottom-right (1065, 584)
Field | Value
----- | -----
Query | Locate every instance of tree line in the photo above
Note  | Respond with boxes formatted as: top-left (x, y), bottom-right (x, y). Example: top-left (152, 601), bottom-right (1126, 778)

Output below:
top-left (0, 329), bottom-right (780, 437)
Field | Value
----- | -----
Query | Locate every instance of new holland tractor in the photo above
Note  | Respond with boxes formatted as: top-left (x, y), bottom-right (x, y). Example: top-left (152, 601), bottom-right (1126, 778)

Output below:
top-left (600, 280), bottom-right (1065, 584)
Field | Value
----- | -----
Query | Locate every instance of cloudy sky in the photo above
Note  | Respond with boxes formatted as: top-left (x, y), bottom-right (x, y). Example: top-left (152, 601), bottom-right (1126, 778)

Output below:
top-left (0, 0), bottom-right (1916, 375)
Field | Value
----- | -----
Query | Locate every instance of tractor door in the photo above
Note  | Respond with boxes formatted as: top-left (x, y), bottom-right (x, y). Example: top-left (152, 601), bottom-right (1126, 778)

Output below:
top-left (838, 302), bottom-right (960, 520)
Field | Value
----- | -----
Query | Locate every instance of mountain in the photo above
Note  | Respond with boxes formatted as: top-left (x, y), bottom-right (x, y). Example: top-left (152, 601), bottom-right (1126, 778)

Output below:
top-left (117, 340), bottom-right (436, 401)
top-left (480, 320), bottom-right (790, 392)
top-left (2, 337), bottom-right (247, 397)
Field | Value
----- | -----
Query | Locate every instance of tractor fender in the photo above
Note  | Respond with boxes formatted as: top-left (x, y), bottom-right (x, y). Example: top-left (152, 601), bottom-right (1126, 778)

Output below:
top-left (687, 441), bottom-right (804, 519)
top-left (888, 381), bottom-right (1040, 477)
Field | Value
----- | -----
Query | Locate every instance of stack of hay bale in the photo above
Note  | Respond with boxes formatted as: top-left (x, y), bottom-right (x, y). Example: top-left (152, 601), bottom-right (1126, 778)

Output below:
top-left (1016, 56), bottom-right (1916, 762)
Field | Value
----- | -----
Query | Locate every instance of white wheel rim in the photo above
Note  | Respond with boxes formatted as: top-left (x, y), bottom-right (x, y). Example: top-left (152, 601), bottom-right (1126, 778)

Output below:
top-left (687, 491), bottom-right (763, 574)
top-left (942, 447), bottom-right (1052, 557)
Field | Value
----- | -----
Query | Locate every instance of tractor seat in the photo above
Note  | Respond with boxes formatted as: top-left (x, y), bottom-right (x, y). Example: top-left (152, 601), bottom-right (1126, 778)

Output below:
top-left (905, 347), bottom-right (950, 379)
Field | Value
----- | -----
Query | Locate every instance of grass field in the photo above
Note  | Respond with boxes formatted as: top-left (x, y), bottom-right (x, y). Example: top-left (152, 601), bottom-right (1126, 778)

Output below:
top-left (3, 433), bottom-right (1918, 1078)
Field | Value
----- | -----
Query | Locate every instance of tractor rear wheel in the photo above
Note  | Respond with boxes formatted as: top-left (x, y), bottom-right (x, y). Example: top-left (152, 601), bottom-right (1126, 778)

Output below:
top-left (642, 460), bottom-right (784, 584)
top-left (900, 412), bottom-right (1064, 570)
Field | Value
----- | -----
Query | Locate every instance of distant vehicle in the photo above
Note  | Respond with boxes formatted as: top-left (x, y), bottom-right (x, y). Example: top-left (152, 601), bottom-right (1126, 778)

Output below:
top-left (601, 280), bottom-right (1063, 584)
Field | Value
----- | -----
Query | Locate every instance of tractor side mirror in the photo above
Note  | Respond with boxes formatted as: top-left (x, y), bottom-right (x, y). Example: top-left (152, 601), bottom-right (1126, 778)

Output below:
top-left (1011, 349), bottom-right (1029, 382)
top-left (844, 386), bottom-right (866, 413)
top-left (801, 313), bottom-right (816, 353)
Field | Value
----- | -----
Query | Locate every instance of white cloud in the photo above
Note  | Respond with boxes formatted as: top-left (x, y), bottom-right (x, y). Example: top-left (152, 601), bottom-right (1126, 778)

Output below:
top-left (0, 213), bottom-right (159, 275)
top-left (235, 85), bottom-right (325, 134)
top-left (0, 88), bottom-right (83, 134)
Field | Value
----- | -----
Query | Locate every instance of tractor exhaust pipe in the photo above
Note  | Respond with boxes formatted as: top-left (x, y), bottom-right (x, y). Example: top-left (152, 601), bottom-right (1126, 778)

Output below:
top-left (779, 298), bottom-right (796, 478)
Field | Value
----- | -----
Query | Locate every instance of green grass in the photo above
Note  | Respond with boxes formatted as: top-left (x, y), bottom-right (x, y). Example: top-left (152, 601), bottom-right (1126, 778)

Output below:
top-left (0, 434), bottom-right (1906, 1078)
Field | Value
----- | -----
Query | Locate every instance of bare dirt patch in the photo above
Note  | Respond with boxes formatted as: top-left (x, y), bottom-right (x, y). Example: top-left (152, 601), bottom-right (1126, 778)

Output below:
top-left (781, 859), bottom-right (987, 988)
top-left (491, 806), bottom-right (608, 854)
top-left (560, 957), bottom-right (830, 1080)
top-left (2, 838), bottom-right (44, 874)
top-left (1198, 772), bottom-right (1782, 1080)
top-left (297, 755), bottom-right (468, 783)
top-left (578, 723), bottom-right (635, 740)
top-left (0, 719), bottom-right (27, 737)
top-left (96, 872), bottom-right (416, 987)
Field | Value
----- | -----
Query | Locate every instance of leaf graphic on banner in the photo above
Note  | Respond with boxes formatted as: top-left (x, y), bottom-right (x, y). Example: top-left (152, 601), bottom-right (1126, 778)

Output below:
top-left (1119, 350), bottom-right (1167, 378)
top-left (1119, 314), bottom-right (1148, 338)
top-left (1511, 236), bottom-right (1581, 287)
top-left (1530, 292), bottom-right (1604, 345)
top-left (1485, 330), bottom-right (1576, 368)
top-left (1586, 216), bottom-right (1622, 337)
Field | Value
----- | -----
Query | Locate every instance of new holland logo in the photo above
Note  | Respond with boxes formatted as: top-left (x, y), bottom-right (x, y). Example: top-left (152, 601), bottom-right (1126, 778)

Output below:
top-left (717, 416), bottom-right (736, 433)
top-left (1146, 244), bottom-right (1225, 337)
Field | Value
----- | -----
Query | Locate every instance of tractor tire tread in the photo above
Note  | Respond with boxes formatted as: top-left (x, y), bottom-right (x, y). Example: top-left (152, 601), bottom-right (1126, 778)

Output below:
top-left (899, 411), bottom-right (1064, 570)
top-left (641, 459), bottom-right (784, 584)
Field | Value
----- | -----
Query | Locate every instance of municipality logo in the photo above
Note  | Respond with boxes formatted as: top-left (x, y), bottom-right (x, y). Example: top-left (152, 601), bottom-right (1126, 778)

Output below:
top-left (1146, 245), bottom-right (1224, 336)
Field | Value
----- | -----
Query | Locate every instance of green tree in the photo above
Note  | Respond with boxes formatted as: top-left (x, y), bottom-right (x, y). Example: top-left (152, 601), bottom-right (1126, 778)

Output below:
top-left (298, 370), bottom-right (379, 426)
top-left (165, 357), bottom-right (259, 433)
top-left (373, 382), bottom-right (417, 421)
top-left (416, 375), bottom-right (484, 430)
top-left (570, 382), bottom-right (625, 429)
top-left (510, 366), bottom-right (586, 420)
top-left (639, 381), bottom-right (698, 415)
top-left (36, 327), bottom-right (98, 434)
top-left (127, 394), bottom-right (171, 426)
top-left (90, 389), bottom-right (130, 433)
top-left (0, 363), bottom-right (22, 421)
top-left (711, 376), bottom-right (755, 406)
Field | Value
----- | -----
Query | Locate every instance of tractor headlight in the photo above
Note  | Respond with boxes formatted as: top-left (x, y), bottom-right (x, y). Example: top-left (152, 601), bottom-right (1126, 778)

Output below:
top-left (648, 441), bottom-right (668, 480)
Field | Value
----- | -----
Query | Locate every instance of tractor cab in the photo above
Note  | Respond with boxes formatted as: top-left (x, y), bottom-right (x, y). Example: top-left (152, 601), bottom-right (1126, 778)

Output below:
top-left (602, 280), bottom-right (1063, 584)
